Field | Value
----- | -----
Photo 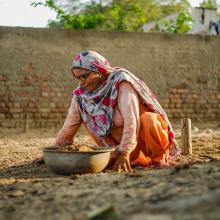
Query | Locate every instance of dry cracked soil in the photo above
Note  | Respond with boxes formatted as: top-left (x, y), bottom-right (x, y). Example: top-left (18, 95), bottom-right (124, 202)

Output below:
top-left (0, 125), bottom-right (220, 220)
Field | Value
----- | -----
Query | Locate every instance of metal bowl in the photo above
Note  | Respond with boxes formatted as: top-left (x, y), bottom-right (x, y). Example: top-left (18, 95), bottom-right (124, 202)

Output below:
top-left (43, 146), bottom-right (115, 175)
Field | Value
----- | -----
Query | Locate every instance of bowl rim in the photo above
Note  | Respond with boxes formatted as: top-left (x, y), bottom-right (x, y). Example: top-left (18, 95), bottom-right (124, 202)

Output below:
top-left (42, 146), bottom-right (115, 154)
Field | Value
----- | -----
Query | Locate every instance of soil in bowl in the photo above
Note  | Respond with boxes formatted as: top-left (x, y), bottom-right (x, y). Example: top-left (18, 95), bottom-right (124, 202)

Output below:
top-left (56, 143), bottom-right (97, 152)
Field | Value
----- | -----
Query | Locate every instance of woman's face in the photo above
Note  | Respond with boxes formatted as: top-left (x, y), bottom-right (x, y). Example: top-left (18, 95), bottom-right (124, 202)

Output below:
top-left (72, 68), bottom-right (104, 92)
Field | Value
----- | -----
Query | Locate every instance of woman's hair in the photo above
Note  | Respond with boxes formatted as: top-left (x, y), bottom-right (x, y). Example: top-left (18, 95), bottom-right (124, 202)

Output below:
top-left (71, 51), bottom-right (114, 74)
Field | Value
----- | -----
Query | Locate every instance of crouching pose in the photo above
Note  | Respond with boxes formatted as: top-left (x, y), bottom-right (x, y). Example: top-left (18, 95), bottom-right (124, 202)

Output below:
top-left (37, 51), bottom-right (180, 172)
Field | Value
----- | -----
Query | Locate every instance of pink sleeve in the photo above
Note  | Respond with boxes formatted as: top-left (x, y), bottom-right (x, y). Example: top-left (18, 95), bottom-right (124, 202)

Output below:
top-left (117, 81), bottom-right (140, 153)
top-left (55, 96), bottom-right (82, 146)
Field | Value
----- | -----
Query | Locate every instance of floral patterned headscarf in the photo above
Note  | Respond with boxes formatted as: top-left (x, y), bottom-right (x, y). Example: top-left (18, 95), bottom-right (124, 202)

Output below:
top-left (72, 51), bottom-right (113, 74)
top-left (71, 51), bottom-right (179, 155)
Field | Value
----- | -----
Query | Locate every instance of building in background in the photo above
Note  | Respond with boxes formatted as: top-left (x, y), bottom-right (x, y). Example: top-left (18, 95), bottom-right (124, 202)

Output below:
top-left (143, 7), bottom-right (220, 35)
top-left (189, 7), bottom-right (219, 35)
top-left (142, 13), bottom-right (179, 33)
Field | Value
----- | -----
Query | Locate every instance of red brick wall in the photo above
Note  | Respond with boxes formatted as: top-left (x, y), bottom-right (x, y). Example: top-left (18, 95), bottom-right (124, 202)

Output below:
top-left (165, 88), bottom-right (220, 122)
top-left (0, 71), bottom-right (74, 132)
top-left (0, 27), bottom-right (219, 132)
top-left (1, 74), bottom-right (219, 132)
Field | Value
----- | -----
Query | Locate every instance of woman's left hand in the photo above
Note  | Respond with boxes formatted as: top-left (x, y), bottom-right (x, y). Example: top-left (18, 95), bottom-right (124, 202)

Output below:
top-left (113, 152), bottom-right (132, 172)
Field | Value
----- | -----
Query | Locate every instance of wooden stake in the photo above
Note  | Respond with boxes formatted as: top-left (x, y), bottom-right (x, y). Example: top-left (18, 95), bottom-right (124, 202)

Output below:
top-left (181, 118), bottom-right (192, 155)
top-left (23, 113), bottom-right (29, 133)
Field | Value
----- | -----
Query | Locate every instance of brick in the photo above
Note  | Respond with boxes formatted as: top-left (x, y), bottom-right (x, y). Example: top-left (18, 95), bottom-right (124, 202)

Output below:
top-left (169, 94), bottom-right (180, 99)
top-left (173, 112), bottom-right (185, 117)
top-left (209, 95), bottom-right (216, 99)
top-left (55, 113), bottom-right (63, 118)
top-left (41, 113), bottom-right (49, 118)
top-left (28, 103), bottom-right (36, 107)
top-left (0, 81), bottom-right (6, 87)
top-left (159, 99), bottom-right (169, 104)
top-left (172, 99), bottom-right (182, 103)
top-left (50, 103), bottom-right (56, 108)
top-left (197, 100), bottom-right (207, 104)
top-left (208, 109), bottom-right (217, 113)
top-left (14, 103), bottom-right (21, 108)
top-left (192, 94), bottom-right (198, 99)
top-left (175, 103), bottom-right (182, 108)
top-left (12, 113), bottom-right (22, 119)
top-left (1, 121), bottom-right (16, 128)
top-left (185, 99), bottom-right (195, 103)
top-left (42, 81), bottom-right (50, 86)
top-left (208, 99), bottom-right (218, 104)
top-left (0, 103), bottom-right (6, 108)
top-left (0, 107), bottom-right (9, 113)
top-left (38, 103), bottom-right (49, 108)
top-left (176, 89), bottom-right (188, 93)
top-left (23, 107), bottom-right (37, 112)
top-left (7, 103), bottom-right (14, 107)
top-left (169, 104), bottom-right (175, 108)
top-left (169, 108), bottom-right (176, 113)
top-left (211, 103), bottom-right (219, 108)
top-left (34, 113), bottom-right (41, 118)
top-left (0, 113), bottom-right (5, 119)
top-left (9, 108), bottom-right (22, 113)
top-left (38, 108), bottom-right (50, 113)
top-left (49, 92), bottom-right (56, 97)
top-left (195, 108), bottom-right (206, 113)
top-left (42, 92), bottom-right (49, 97)
top-left (0, 75), bottom-right (8, 81)
top-left (56, 108), bottom-right (66, 113)
top-left (186, 94), bottom-right (194, 99)
top-left (170, 88), bottom-right (177, 93)
top-left (186, 109), bottom-right (194, 113)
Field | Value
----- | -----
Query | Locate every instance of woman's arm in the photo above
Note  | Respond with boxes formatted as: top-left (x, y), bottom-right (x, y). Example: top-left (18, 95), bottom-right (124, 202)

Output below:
top-left (113, 81), bottom-right (140, 172)
top-left (55, 95), bottom-right (82, 146)
top-left (117, 81), bottom-right (140, 153)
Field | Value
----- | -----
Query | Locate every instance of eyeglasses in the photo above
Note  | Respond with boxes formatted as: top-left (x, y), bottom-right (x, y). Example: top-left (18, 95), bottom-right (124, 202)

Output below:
top-left (72, 70), bottom-right (93, 82)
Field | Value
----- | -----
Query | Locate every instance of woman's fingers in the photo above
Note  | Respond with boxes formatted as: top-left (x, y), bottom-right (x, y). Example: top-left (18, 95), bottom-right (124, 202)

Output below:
top-left (122, 163), bottom-right (128, 172)
top-left (113, 160), bottom-right (120, 171)
top-left (126, 160), bottom-right (133, 172)
top-left (113, 154), bottom-right (132, 172)
top-left (115, 162), bottom-right (129, 172)
top-left (116, 163), bottom-right (122, 172)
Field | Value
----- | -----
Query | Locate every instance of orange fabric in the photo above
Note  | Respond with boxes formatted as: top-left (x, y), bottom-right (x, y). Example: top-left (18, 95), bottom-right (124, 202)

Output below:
top-left (84, 111), bottom-right (171, 167)
top-left (130, 112), bottom-right (171, 167)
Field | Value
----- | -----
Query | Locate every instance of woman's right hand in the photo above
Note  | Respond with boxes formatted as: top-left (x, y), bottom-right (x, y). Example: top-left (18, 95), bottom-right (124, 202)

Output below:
top-left (113, 151), bottom-right (132, 172)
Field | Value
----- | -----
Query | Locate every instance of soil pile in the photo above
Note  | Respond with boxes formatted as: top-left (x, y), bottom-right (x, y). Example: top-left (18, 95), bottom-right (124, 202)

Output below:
top-left (56, 144), bottom-right (96, 152)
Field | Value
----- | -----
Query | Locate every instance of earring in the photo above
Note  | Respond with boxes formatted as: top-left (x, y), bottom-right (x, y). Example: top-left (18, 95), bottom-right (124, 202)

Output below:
top-left (99, 74), bottom-right (102, 79)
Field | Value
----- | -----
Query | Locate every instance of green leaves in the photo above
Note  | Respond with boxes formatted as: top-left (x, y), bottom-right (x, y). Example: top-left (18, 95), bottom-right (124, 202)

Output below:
top-left (159, 10), bottom-right (193, 33)
top-left (200, 0), bottom-right (218, 9)
top-left (31, 0), bottom-right (193, 33)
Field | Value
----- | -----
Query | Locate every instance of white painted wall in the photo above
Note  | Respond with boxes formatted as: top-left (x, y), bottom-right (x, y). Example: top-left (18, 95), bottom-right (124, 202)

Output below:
top-left (189, 7), bottom-right (218, 34)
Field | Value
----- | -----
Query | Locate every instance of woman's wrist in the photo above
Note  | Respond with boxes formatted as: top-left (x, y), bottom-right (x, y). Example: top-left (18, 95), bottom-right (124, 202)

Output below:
top-left (115, 148), bottom-right (130, 157)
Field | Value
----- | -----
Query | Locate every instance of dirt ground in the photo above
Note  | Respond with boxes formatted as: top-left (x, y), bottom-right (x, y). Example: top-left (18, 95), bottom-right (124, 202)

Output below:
top-left (0, 125), bottom-right (220, 220)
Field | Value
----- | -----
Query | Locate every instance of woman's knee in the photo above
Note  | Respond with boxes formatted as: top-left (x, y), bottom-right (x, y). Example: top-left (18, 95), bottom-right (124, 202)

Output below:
top-left (140, 112), bottom-right (158, 130)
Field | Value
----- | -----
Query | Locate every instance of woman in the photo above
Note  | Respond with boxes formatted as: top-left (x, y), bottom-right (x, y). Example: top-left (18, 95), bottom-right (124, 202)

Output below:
top-left (53, 51), bottom-right (180, 172)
